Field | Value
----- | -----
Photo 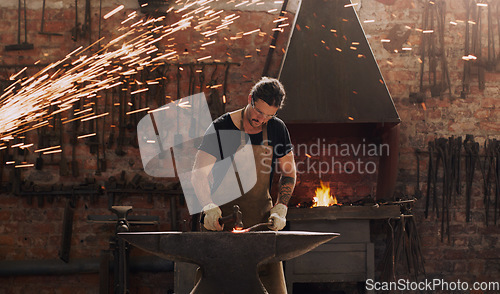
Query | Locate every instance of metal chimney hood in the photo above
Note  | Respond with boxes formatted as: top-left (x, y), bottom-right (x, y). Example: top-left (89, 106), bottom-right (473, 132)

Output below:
top-left (278, 0), bottom-right (400, 124)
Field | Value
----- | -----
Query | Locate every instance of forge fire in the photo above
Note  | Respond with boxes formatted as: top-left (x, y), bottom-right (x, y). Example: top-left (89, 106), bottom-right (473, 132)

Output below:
top-left (312, 181), bottom-right (341, 207)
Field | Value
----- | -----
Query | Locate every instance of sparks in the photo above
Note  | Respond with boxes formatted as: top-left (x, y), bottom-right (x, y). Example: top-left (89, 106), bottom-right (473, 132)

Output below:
top-left (77, 133), bottom-right (97, 139)
top-left (103, 5), bottom-right (124, 20)
top-left (0, 0), bottom-right (250, 157)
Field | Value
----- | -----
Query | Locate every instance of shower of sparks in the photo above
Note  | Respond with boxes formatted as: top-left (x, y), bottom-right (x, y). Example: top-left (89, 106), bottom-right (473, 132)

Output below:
top-left (0, 0), bottom-right (287, 155)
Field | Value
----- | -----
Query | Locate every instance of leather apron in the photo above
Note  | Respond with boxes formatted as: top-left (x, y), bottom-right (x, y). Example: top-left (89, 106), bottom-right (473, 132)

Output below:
top-left (199, 108), bottom-right (287, 294)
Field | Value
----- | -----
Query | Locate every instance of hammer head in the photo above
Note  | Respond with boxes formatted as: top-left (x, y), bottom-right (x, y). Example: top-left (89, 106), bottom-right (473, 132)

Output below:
top-left (233, 205), bottom-right (243, 229)
top-left (218, 205), bottom-right (244, 230)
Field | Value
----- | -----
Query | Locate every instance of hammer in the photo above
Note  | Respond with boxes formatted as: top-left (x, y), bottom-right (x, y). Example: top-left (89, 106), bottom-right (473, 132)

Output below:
top-left (218, 205), bottom-right (243, 229)
top-left (200, 204), bottom-right (244, 230)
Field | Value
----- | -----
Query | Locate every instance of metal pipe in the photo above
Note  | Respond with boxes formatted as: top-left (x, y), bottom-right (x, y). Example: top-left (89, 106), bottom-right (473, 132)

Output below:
top-left (0, 256), bottom-right (173, 276)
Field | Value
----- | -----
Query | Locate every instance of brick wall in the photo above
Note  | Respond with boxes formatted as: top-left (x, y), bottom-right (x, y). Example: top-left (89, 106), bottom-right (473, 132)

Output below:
top-left (0, 0), bottom-right (498, 293)
top-left (357, 0), bottom-right (500, 289)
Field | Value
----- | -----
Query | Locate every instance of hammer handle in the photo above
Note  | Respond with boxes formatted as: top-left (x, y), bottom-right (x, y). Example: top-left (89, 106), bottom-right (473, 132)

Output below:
top-left (218, 214), bottom-right (234, 225)
top-left (199, 213), bottom-right (233, 225)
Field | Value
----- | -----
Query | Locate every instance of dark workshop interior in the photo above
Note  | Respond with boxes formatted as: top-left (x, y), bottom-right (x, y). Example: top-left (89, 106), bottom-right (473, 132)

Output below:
top-left (0, 0), bottom-right (499, 293)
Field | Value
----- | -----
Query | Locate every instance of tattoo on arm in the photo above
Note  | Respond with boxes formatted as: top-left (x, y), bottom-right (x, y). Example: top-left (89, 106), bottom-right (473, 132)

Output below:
top-left (277, 176), bottom-right (296, 205)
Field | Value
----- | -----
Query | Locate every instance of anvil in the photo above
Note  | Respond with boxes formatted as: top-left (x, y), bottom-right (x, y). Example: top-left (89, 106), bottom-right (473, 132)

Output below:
top-left (118, 231), bottom-right (339, 294)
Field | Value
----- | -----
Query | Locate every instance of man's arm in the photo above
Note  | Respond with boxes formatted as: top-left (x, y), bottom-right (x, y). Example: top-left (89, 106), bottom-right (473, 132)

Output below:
top-left (192, 149), bottom-right (224, 231)
top-left (268, 151), bottom-right (296, 231)
top-left (276, 151), bottom-right (296, 205)
top-left (191, 149), bottom-right (217, 207)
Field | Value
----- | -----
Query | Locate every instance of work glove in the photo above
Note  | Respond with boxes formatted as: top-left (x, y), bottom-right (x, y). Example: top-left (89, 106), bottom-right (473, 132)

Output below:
top-left (202, 203), bottom-right (223, 231)
top-left (268, 203), bottom-right (288, 231)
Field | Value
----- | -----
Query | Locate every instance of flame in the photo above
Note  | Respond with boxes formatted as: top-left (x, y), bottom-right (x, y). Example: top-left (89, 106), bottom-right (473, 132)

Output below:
top-left (312, 181), bottom-right (341, 207)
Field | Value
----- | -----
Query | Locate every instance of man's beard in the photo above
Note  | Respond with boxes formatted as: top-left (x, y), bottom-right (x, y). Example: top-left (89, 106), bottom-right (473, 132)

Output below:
top-left (250, 118), bottom-right (261, 128)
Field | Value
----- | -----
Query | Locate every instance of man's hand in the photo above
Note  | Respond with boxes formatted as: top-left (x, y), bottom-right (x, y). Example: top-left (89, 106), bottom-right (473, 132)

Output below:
top-left (202, 203), bottom-right (224, 231)
top-left (268, 203), bottom-right (288, 231)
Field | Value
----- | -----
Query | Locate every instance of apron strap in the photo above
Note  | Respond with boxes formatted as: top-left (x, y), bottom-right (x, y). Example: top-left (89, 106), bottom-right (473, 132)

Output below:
top-left (230, 107), bottom-right (270, 198)
top-left (230, 108), bottom-right (247, 197)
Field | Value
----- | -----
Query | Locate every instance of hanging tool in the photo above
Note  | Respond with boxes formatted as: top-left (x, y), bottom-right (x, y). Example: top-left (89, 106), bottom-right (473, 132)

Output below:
top-left (59, 194), bottom-right (76, 263)
top-left (39, 0), bottom-right (63, 36)
top-left (59, 113), bottom-right (70, 176)
top-left (436, 1), bottom-right (452, 97)
top-left (100, 91), bottom-right (108, 172)
top-left (207, 64), bottom-right (223, 119)
top-left (35, 127), bottom-right (47, 170)
top-left (453, 137), bottom-right (463, 201)
top-left (497, 2), bottom-right (500, 70)
top-left (127, 77), bottom-right (140, 149)
top-left (425, 141), bottom-right (434, 219)
top-left (380, 213), bottom-right (426, 282)
top-left (222, 62), bottom-right (231, 114)
top-left (6, 0), bottom-right (34, 51)
top-left (94, 94), bottom-right (102, 176)
top-left (428, 1), bottom-right (438, 96)
top-left (411, 0), bottom-right (450, 100)
top-left (475, 2), bottom-right (485, 90)
top-left (70, 102), bottom-right (80, 178)
top-left (494, 139), bottom-right (500, 225)
top-left (428, 1), bottom-right (450, 97)
top-left (80, 0), bottom-right (92, 44)
top-left (432, 139), bottom-right (441, 218)
top-left (461, 0), bottom-right (472, 98)
top-left (464, 135), bottom-right (479, 222)
top-left (480, 139), bottom-right (495, 226)
top-left (486, 1), bottom-right (496, 71)
top-left (414, 149), bottom-right (423, 200)
top-left (71, 0), bottom-right (80, 42)
top-left (410, 1), bottom-right (430, 103)
top-left (436, 138), bottom-right (451, 242)
top-left (157, 64), bottom-right (170, 107)
top-left (107, 88), bottom-right (117, 149)
top-left (115, 81), bottom-right (127, 156)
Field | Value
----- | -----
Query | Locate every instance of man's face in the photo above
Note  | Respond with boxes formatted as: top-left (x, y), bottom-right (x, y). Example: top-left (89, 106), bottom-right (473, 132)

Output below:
top-left (247, 96), bottom-right (279, 128)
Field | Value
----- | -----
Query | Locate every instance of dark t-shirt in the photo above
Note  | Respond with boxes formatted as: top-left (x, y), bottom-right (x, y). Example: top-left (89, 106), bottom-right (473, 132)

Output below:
top-left (199, 112), bottom-right (293, 191)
